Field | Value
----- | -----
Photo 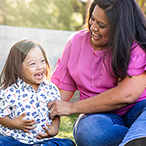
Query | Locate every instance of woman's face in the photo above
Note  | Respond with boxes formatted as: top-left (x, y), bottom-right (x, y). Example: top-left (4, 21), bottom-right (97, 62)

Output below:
top-left (89, 5), bottom-right (110, 50)
top-left (22, 46), bottom-right (47, 91)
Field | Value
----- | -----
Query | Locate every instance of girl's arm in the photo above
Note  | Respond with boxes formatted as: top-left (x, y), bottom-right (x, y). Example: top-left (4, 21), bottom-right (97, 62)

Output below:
top-left (0, 113), bottom-right (36, 133)
top-left (36, 115), bottom-right (60, 139)
top-left (48, 72), bottom-right (146, 118)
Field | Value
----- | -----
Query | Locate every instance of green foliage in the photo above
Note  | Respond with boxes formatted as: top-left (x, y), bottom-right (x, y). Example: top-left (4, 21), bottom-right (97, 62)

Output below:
top-left (0, 0), bottom-right (145, 30)
top-left (55, 114), bottom-right (79, 143)
top-left (0, 0), bottom-right (85, 31)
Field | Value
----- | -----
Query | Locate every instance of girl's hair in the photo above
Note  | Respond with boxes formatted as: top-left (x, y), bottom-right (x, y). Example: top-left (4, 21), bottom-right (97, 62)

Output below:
top-left (84, 0), bottom-right (146, 80)
top-left (0, 39), bottom-right (50, 89)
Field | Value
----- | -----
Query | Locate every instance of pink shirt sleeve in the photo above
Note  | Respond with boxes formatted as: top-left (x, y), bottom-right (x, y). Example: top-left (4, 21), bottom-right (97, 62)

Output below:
top-left (113, 42), bottom-right (146, 115)
top-left (51, 36), bottom-right (77, 91)
top-left (127, 42), bottom-right (146, 76)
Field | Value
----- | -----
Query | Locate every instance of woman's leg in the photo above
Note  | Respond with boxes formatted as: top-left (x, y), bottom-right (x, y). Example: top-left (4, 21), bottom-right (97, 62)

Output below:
top-left (73, 113), bottom-right (128, 146)
top-left (0, 134), bottom-right (31, 146)
top-left (119, 99), bottom-right (146, 146)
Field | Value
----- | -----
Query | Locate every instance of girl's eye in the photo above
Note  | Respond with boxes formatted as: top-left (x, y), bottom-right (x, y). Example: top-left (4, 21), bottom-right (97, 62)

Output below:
top-left (41, 59), bottom-right (46, 63)
top-left (30, 63), bottom-right (35, 66)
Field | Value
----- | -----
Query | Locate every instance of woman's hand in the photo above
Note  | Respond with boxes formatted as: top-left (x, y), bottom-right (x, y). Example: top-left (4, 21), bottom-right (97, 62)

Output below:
top-left (36, 122), bottom-right (58, 139)
top-left (47, 100), bottom-right (73, 119)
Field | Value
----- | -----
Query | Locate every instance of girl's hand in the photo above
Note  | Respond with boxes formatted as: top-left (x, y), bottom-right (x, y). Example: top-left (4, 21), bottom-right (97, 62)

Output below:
top-left (13, 113), bottom-right (36, 133)
top-left (36, 122), bottom-right (58, 139)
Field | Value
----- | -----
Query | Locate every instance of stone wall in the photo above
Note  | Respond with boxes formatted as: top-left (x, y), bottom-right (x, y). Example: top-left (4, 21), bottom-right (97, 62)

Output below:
top-left (0, 25), bottom-right (73, 71)
top-left (0, 25), bottom-right (79, 102)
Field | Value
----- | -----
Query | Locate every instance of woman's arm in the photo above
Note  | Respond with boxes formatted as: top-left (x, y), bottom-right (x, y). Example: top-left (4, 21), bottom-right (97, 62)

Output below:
top-left (72, 72), bottom-right (146, 114)
top-left (0, 113), bottom-right (36, 133)
top-left (59, 89), bottom-right (75, 101)
top-left (48, 72), bottom-right (146, 118)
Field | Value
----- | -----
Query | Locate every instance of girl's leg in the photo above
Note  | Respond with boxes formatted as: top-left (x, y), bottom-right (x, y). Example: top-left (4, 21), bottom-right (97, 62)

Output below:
top-left (41, 138), bottom-right (75, 146)
top-left (73, 113), bottom-right (128, 146)
top-left (119, 99), bottom-right (146, 146)
top-left (0, 134), bottom-right (31, 146)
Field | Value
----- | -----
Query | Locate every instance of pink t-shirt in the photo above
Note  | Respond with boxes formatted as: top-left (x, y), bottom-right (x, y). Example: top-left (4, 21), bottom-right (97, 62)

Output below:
top-left (51, 29), bottom-right (146, 115)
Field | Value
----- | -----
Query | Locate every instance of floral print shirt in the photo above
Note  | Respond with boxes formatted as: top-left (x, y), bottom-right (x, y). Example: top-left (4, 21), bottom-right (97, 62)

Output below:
top-left (0, 78), bottom-right (61, 144)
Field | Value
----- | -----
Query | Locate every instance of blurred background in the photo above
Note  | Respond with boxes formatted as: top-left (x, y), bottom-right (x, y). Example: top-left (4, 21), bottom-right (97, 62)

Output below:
top-left (0, 0), bottom-right (145, 31)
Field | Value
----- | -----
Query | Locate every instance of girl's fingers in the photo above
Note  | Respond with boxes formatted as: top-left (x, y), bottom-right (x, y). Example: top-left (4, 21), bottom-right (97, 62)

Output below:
top-left (36, 132), bottom-right (48, 139)
top-left (25, 125), bottom-right (35, 130)
top-left (46, 123), bottom-right (51, 129)
top-left (42, 126), bottom-right (50, 134)
top-left (24, 119), bottom-right (36, 124)
top-left (23, 129), bottom-right (31, 133)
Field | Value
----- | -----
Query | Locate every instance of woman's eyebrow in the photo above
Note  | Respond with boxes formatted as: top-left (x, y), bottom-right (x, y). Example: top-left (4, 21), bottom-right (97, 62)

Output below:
top-left (91, 15), bottom-right (107, 26)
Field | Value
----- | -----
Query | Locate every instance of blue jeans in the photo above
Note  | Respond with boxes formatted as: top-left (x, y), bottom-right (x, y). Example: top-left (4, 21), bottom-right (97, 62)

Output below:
top-left (0, 135), bottom-right (75, 146)
top-left (73, 99), bottom-right (146, 146)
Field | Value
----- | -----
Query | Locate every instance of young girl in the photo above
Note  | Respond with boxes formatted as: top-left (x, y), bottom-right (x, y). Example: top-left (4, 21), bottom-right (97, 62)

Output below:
top-left (0, 39), bottom-right (75, 146)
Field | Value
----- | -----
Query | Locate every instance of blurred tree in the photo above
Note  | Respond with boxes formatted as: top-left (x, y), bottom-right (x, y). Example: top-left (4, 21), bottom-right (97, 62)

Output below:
top-left (0, 0), bottom-right (145, 31)
top-left (136, 0), bottom-right (146, 13)
top-left (0, 0), bottom-right (7, 25)
top-left (0, 0), bottom-right (84, 31)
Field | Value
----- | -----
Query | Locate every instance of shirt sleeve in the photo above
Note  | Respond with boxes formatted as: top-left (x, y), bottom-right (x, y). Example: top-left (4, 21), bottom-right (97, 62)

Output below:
top-left (51, 37), bottom-right (77, 91)
top-left (0, 91), bottom-right (12, 117)
top-left (127, 44), bottom-right (146, 76)
top-left (51, 82), bottom-right (61, 101)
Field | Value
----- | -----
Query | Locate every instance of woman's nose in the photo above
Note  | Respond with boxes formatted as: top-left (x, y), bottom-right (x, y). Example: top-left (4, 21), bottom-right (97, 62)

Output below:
top-left (91, 22), bottom-right (99, 31)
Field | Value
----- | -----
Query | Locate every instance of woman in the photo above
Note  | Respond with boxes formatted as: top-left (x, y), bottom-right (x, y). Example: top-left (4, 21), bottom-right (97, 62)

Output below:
top-left (48, 0), bottom-right (146, 145)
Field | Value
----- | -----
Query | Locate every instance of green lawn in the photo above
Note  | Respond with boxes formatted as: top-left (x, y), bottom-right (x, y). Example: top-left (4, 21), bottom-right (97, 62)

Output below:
top-left (55, 114), bottom-right (79, 144)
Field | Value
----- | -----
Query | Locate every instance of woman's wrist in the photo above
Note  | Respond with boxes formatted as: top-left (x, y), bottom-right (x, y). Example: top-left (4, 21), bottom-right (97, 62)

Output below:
top-left (69, 102), bottom-right (78, 115)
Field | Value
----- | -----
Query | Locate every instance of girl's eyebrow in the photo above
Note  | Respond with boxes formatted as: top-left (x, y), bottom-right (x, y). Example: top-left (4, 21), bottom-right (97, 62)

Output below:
top-left (27, 56), bottom-right (45, 64)
top-left (27, 60), bottom-right (35, 64)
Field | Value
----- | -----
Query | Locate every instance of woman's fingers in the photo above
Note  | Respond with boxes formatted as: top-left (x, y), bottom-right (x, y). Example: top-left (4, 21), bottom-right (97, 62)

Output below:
top-left (47, 100), bottom-right (55, 110)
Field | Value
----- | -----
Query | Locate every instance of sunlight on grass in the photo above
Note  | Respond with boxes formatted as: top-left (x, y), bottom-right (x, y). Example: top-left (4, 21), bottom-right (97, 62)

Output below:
top-left (55, 114), bottom-right (79, 143)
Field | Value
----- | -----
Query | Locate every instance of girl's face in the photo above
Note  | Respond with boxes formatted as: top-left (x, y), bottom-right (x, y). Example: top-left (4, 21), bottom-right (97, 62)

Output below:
top-left (22, 46), bottom-right (47, 91)
top-left (89, 5), bottom-right (110, 50)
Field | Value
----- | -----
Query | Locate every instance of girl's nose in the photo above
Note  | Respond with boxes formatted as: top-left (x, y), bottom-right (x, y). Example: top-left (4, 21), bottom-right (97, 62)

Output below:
top-left (37, 63), bottom-right (43, 70)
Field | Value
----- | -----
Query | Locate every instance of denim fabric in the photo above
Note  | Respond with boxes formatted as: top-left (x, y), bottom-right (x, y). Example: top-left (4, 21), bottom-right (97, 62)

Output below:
top-left (73, 99), bottom-right (146, 146)
top-left (0, 135), bottom-right (75, 146)
top-left (0, 135), bottom-right (30, 146)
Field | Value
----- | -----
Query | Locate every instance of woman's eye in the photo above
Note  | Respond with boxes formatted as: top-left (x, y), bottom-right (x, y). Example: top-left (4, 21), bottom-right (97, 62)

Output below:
top-left (90, 17), bottom-right (95, 21)
top-left (99, 23), bottom-right (106, 28)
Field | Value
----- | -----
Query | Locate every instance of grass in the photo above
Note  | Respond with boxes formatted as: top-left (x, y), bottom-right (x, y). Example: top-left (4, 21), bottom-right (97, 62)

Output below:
top-left (55, 114), bottom-right (79, 143)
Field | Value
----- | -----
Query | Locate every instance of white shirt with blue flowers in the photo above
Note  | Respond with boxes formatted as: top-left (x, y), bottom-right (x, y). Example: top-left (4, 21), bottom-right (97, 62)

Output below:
top-left (0, 78), bottom-right (61, 144)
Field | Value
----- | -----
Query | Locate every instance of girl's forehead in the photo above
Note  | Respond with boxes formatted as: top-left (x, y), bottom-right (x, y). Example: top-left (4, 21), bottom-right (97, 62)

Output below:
top-left (25, 46), bottom-right (44, 59)
top-left (28, 46), bottom-right (42, 54)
